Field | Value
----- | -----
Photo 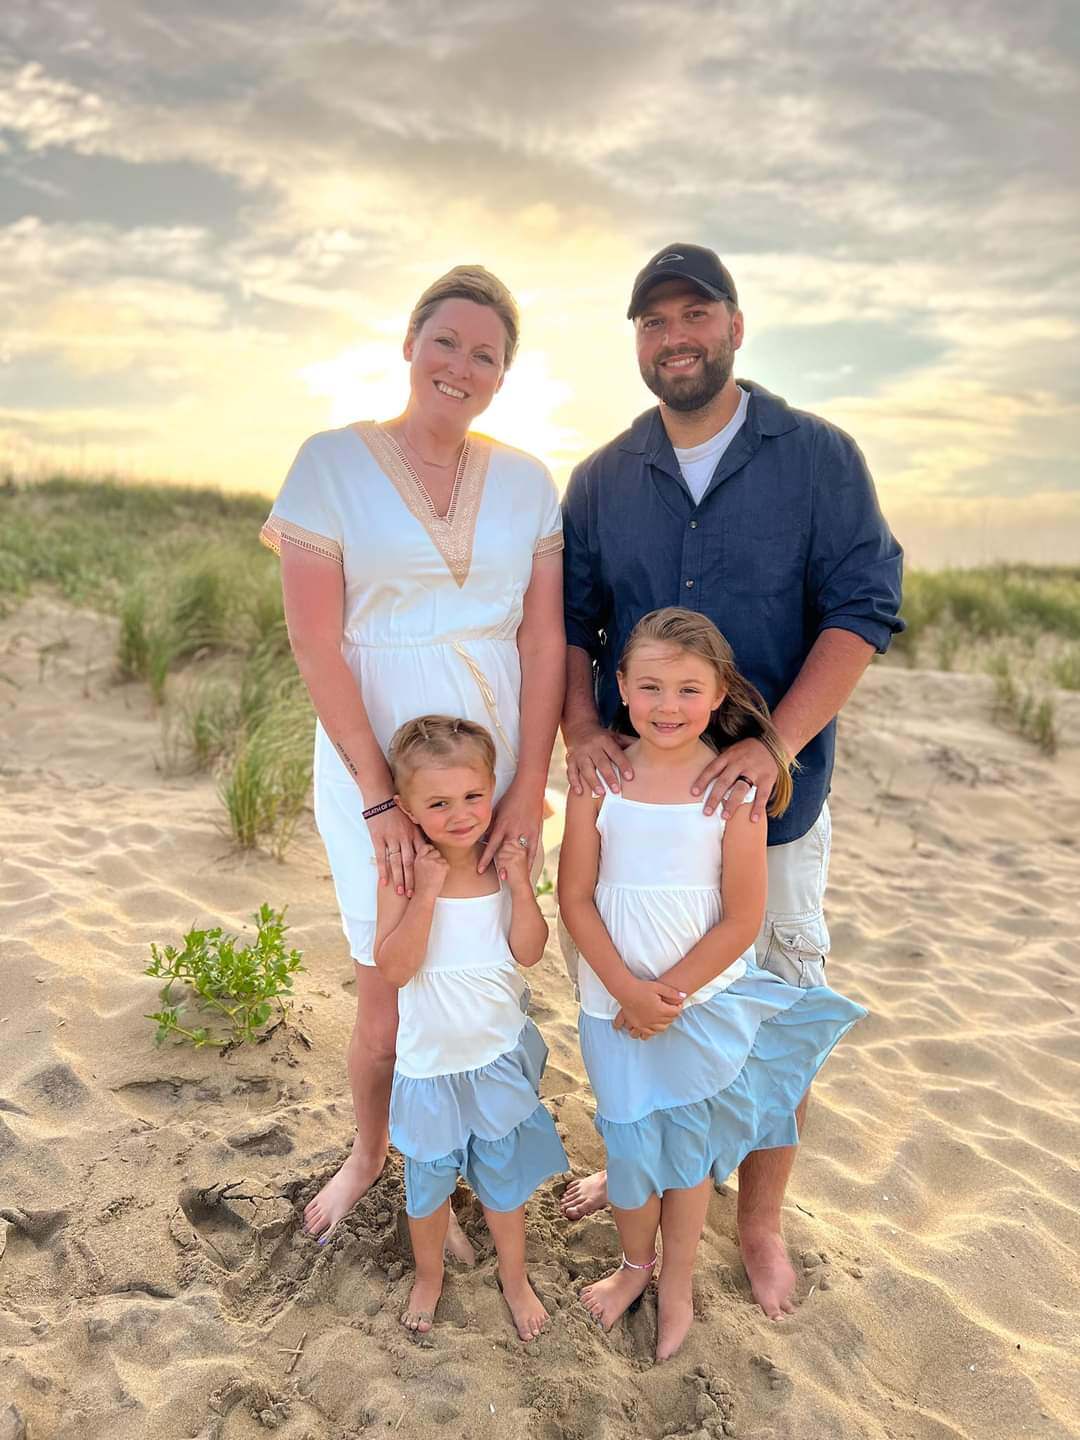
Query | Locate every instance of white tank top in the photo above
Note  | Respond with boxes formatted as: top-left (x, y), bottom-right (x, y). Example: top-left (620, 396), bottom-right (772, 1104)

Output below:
top-left (394, 887), bottom-right (528, 1079)
top-left (577, 789), bottom-right (753, 1020)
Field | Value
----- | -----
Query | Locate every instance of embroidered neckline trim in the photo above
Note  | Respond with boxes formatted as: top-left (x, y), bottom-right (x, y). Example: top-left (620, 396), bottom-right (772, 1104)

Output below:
top-left (353, 421), bottom-right (491, 588)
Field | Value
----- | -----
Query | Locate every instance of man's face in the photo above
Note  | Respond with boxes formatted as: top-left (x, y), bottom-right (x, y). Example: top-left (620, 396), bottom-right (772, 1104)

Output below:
top-left (634, 280), bottom-right (743, 412)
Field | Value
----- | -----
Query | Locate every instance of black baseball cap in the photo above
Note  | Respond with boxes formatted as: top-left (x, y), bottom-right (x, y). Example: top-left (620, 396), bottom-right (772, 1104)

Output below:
top-left (627, 243), bottom-right (738, 319)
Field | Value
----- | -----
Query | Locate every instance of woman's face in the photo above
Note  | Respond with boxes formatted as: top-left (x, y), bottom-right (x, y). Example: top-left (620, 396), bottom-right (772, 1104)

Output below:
top-left (404, 297), bottom-right (507, 429)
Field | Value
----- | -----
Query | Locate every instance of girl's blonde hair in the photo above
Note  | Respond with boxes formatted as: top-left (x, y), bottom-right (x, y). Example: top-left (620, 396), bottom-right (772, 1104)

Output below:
top-left (388, 715), bottom-right (496, 790)
top-left (617, 607), bottom-right (794, 817)
top-left (407, 265), bottom-right (520, 369)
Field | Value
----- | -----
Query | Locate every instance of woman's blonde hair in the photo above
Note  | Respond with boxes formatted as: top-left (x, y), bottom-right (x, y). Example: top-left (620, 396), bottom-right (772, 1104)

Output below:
top-left (617, 607), bottom-right (794, 817)
top-left (407, 265), bottom-right (520, 369)
top-left (388, 715), bottom-right (496, 790)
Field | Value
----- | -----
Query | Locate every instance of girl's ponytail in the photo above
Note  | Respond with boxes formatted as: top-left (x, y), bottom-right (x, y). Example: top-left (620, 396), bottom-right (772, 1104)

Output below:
top-left (708, 669), bottom-right (794, 818)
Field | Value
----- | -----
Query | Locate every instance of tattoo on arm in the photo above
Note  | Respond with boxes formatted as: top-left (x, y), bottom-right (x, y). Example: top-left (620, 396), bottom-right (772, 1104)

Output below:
top-left (334, 740), bottom-right (359, 778)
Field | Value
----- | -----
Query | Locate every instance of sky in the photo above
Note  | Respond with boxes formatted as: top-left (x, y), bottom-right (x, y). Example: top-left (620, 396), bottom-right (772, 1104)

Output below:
top-left (1, 0), bottom-right (1078, 566)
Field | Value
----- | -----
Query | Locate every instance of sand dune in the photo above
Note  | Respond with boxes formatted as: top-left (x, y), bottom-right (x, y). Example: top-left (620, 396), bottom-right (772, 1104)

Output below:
top-left (2, 593), bottom-right (1078, 1440)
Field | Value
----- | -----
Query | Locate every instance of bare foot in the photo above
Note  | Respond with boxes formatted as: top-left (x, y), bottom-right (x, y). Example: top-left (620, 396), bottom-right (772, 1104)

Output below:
top-left (303, 1150), bottom-right (384, 1241)
top-left (579, 1261), bottom-right (653, 1331)
top-left (445, 1209), bottom-right (476, 1265)
top-left (499, 1269), bottom-right (549, 1342)
top-left (401, 1272), bottom-right (443, 1335)
top-left (655, 1269), bottom-right (694, 1361)
top-left (560, 1170), bottom-right (609, 1221)
top-left (739, 1225), bottom-right (796, 1320)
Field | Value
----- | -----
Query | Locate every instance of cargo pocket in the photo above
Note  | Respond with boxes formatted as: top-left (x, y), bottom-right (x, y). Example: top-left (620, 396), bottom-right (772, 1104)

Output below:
top-left (762, 912), bottom-right (830, 989)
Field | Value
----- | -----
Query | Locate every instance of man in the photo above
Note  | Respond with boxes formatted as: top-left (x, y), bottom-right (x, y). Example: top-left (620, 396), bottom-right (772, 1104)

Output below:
top-left (558, 243), bottom-right (903, 1320)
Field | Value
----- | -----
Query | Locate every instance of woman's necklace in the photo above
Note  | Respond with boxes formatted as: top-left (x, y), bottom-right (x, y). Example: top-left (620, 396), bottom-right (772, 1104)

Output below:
top-left (398, 428), bottom-right (462, 470)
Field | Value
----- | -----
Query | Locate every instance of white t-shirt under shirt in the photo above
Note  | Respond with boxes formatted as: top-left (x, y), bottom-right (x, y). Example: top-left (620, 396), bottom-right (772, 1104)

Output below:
top-left (672, 385), bottom-right (750, 505)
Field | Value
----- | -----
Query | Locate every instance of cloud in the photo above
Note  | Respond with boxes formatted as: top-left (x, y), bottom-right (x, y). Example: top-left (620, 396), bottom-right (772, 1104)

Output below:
top-left (0, 0), bottom-right (1075, 527)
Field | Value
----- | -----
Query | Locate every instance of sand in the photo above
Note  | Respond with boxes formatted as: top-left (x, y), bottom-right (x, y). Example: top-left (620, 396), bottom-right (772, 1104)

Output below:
top-left (1, 592), bottom-right (1078, 1440)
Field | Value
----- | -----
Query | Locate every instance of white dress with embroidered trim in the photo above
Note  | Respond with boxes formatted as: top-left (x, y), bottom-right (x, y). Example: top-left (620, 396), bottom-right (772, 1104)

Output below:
top-left (260, 423), bottom-right (563, 964)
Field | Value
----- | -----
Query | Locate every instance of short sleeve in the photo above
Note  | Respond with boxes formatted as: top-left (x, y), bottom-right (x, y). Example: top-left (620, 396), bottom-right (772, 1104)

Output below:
top-left (259, 436), bottom-right (344, 565)
top-left (532, 465), bottom-right (564, 558)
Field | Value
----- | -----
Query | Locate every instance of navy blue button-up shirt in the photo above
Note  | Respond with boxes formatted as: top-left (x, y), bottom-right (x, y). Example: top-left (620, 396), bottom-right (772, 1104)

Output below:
top-left (562, 380), bottom-right (904, 845)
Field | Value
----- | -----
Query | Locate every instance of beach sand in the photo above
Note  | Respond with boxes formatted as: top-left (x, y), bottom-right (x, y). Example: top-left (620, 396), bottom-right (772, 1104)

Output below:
top-left (2, 593), bottom-right (1078, 1440)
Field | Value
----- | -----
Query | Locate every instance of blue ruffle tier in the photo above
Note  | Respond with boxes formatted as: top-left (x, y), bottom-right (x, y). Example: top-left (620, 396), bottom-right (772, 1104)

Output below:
top-left (579, 963), bottom-right (866, 1210)
top-left (390, 1016), bottom-right (568, 1218)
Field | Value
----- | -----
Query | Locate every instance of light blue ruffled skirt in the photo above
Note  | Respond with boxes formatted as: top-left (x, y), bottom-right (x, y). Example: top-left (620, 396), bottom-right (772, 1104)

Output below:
top-left (579, 962), bottom-right (866, 1210)
top-left (390, 1017), bottom-right (568, 1218)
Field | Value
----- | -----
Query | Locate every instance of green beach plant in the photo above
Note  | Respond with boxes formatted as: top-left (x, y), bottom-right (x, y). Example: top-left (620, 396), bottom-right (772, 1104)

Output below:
top-left (145, 903), bottom-right (305, 1048)
top-left (987, 651), bottom-right (1058, 756)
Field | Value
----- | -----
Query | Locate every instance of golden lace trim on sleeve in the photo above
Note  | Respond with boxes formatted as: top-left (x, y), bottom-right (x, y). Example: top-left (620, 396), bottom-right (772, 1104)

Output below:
top-left (260, 516), bottom-right (343, 565)
top-left (533, 529), bottom-right (564, 558)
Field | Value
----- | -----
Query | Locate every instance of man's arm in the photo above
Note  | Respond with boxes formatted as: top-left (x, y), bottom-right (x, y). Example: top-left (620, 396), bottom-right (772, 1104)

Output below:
top-left (771, 627), bottom-right (875, 760)
top-left (560, 461), bottom-right (634, 794)
top-left (697, 420), bottom-right (904, 820)
top-left (564, 645), bottom-right (635, 795)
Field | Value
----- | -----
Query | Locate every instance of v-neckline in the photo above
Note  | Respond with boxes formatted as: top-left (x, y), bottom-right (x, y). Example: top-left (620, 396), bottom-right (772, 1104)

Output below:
top-left (352, 421), bottom-right (492, 589)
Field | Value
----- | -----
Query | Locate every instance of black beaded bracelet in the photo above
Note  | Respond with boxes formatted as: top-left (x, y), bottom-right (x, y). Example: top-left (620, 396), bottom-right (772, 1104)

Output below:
top-left (362, 797), bottom-right (397, 820)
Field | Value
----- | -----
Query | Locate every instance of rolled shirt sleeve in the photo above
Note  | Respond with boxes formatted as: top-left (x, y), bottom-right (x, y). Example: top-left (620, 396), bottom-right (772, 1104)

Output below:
top-left (808, 423), bottom-right (904, 653)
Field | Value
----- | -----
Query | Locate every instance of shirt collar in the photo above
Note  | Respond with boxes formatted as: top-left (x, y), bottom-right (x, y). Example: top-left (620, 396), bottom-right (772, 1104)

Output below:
top-left (617, 378), bottom-right (800, 462)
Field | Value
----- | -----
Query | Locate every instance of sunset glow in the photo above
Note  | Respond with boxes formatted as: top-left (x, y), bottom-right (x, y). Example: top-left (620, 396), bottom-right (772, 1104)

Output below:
top-left (1, 4), bottom-right (1077, 563)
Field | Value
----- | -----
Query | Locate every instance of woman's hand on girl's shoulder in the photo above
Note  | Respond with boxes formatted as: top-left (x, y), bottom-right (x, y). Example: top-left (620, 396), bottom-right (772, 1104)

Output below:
top-left (412, 843), bottom-right (449, 902)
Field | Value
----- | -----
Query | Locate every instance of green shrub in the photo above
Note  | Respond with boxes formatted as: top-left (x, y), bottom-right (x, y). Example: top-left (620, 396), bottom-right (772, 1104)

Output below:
top-left (145, 903), bottom-right (305, 1048)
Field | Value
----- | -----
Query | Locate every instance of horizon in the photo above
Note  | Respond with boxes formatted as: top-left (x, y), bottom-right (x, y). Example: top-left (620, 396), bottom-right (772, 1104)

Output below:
top-left (2, 2), bottom-right (1077, 568)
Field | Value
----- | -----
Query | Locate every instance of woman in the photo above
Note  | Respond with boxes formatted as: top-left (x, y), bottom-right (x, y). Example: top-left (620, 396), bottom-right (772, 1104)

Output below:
top-left (261, 266), bottom-right (566, 1246)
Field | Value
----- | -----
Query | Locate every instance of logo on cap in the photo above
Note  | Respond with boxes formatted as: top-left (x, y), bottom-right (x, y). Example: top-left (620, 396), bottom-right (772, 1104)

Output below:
top-left (656, 253), bottom-right (685, 265)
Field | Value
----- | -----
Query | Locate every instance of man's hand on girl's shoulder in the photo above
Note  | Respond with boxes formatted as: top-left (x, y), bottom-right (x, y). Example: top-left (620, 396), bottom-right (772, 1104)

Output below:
top-left (564, 724), bottom-right (635, 797)
top-left (695, 737), bottom-right (777, 822)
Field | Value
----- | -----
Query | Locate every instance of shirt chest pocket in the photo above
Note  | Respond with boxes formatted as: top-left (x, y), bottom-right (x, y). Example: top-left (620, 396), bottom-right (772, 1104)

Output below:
top-left (721, 516), bottom-right (807, 596)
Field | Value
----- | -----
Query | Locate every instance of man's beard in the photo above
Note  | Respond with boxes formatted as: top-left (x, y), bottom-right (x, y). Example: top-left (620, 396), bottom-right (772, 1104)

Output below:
top-left (640, 339), bottom-right (733, 412)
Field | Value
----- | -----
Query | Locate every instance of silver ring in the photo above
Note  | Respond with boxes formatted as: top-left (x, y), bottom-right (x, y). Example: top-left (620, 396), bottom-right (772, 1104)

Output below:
top-left (517, 835), bottom-right (529, 848)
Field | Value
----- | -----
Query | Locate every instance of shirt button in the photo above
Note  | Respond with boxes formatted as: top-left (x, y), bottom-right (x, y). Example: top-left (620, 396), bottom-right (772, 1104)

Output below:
top-left (689, 520), bottom-right (698, 529)
top-left (685, 579), bottom-right (695, 589)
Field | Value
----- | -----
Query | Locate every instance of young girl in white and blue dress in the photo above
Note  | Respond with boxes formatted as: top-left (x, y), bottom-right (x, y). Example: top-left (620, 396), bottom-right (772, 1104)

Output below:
top-left (558, 607), bottom-right (866, 1362)
top-left (376, 715), bottom-right (567, 1342)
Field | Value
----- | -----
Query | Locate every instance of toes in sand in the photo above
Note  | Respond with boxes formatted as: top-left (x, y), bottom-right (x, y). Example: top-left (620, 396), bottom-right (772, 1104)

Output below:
top-left (401, 1274), bottom-right (443, 1335)
top-left (655, 1271), bottom-right (694, 1361)
top-left (739, 1227), bottom-right (797, 1320)
top-left (444, 1209), bottom-right (477, 1266)
top-left (303, 1153), bottom-right (383, 1241)
top-left (579, 1263), bottom-right (652, 1332)
top-left (560, 1171), bottom-right (609, 1221)
top-left (500, 1272), bottom-right (550, 1342)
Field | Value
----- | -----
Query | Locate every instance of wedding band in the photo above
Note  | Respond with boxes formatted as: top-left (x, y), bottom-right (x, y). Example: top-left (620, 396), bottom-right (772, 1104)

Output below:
top-left (736, 774), bottom-right (754, 787)
top-left (517, 835), bottom-right (529, 848)
top-left (386, 846), bottom-right (401, 855)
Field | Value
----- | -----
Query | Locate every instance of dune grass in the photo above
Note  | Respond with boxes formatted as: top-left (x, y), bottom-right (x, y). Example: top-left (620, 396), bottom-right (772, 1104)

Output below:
top-left (892, 565), bottom-right (1077, 754)
top-left (4, 477), bottom-right (1076, 840)
top-left (1, 474), bottom-right (312, 856)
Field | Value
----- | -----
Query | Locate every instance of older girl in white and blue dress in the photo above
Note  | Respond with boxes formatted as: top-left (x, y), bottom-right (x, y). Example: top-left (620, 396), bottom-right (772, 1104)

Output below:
top-left (559, 607), bottom-right (865, 1362)
top-left (375, 715), bottom-right (567, 1342)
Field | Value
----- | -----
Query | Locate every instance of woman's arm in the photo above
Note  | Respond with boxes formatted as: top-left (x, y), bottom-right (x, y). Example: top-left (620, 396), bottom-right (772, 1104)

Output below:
top-left (557, 789), bottom-right (684, 1034)
top-left (279, 541), bottom-right (419, 895)
top-left (478, 552), bottom-right (565, 871)
top-left (373, 844), bottom-right (448, 988)
top-left (660, 804), bottom-right (767, 996)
